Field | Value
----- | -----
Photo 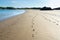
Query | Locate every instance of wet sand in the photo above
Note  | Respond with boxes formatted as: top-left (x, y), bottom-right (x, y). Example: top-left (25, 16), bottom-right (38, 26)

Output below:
top-left (0, 9), bottom-right (60, 40)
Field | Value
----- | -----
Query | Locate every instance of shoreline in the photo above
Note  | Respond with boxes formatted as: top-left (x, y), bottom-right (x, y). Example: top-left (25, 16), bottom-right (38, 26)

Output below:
top-left (0, 10), bottom-right (27, 22)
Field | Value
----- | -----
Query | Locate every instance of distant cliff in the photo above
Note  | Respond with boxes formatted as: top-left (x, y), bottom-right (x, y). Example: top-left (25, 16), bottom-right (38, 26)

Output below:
top-left (53, 7), bottom-right (60, 10)
top-left (40, 7), bottom-right (52, 10)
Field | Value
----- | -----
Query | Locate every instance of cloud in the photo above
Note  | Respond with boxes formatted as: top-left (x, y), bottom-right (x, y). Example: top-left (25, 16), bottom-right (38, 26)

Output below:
top-left (46, 0), bottom-right (60, 8)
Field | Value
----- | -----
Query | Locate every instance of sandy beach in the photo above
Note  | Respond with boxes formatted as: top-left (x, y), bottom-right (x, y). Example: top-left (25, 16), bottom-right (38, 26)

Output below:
top-left (0, 9), bottom-right (60, 40)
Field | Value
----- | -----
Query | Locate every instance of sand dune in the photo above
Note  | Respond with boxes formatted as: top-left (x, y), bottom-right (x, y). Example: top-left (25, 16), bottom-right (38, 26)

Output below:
top-left (0, 9), bottom-right (60, 40)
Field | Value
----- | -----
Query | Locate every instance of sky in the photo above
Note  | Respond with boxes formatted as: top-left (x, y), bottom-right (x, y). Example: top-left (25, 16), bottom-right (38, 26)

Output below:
top-left (0, 0), bottom-right (60, 8)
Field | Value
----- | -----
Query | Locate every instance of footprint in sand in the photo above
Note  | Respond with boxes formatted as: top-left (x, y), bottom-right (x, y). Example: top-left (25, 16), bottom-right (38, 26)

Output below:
top-left (48, 19), bottom-right (51, 22)
top-left (33, 29), bottom-right (35, 31)
top-left (56, 23), bottom-right (59, 25)
top-left (32, 34), bottom-right (34, 37)
top-left (53, 21), bottom-right (56, 23)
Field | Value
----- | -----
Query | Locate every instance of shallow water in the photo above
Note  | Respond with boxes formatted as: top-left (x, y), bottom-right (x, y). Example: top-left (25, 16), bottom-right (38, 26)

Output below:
top-left (0, 9), bottom-right (25, 21)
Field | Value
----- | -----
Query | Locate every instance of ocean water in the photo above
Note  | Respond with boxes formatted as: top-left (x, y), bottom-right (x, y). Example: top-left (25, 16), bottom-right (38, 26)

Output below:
top-left (0, 9), bottom-right (25, 21)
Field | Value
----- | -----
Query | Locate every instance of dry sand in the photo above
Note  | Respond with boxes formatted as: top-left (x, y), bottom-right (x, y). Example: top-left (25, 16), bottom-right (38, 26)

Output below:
top-left (0, 9), bottom-right (60, 40)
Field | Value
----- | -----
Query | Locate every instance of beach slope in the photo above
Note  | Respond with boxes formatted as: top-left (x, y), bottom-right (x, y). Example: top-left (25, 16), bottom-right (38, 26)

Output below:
top-left (0, 10), bottom-right (60, 40)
